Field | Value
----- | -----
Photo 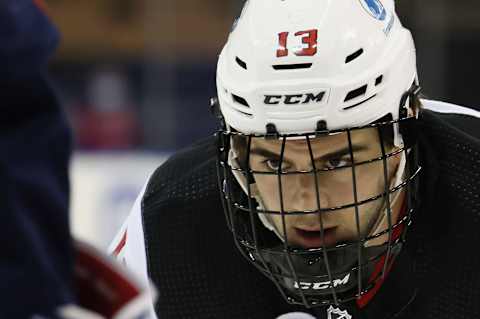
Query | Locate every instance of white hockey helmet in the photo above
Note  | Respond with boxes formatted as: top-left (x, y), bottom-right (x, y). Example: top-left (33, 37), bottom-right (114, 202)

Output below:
top-left (216, 0), bottom-right (417, 136)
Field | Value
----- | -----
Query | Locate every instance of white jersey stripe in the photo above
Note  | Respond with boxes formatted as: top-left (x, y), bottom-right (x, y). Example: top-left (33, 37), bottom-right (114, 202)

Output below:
top-left (108, 177), bottom-right (158, 319)
top-left (422, 99), bottom-right (480, 119)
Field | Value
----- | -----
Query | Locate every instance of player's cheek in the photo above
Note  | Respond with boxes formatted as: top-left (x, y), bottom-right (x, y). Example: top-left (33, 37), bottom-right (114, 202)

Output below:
top-left (352, 162), bottom-right (386, 202)
top-left (255, 175), bottom-right (279, 207)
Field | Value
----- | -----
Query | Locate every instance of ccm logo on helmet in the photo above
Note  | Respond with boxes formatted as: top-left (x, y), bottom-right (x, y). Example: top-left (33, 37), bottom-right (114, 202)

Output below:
top-left (264, 92), bottom-right (325, 105)
top-left (293, 273), bottom-right (350, 290)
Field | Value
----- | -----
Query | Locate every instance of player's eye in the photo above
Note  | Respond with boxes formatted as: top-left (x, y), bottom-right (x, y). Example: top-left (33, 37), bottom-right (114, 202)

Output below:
top-left (325, 157), bottom-right (350, 169)
top-left (263, 158), bottom-right (291, 172)
top-left (265, 159), bottom-right (281, 171)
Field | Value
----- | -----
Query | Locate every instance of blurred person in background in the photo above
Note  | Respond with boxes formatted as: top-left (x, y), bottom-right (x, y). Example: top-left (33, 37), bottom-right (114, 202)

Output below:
top-left (0, 0), bottom-right (73, 316)
top-left (111, 0), bottom-right (480, 318)
top-left (73, 67), bottom-right (140, 150)
top-left (1, 1), bottom-right (152, 317)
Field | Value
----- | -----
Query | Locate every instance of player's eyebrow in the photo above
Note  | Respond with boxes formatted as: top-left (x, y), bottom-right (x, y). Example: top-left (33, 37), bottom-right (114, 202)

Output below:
top-left (249, 144), bottom-right (369, 161)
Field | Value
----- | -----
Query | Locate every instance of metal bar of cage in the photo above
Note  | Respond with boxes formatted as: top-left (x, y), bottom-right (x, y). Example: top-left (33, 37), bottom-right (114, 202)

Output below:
top-left (228, 147), bottom-right (405, 175)
top-left (305, 135), bottom-right (339, 305)
top-left (245, 135), bottom-right (292, 302)
top-left (231, 169), bottom-right (420, 216)
top-left (377, 127), bottom-right (394, 278)
top-left (216, 132), bottom-right (232, 230)
top-left (277, 136), bottom-right (310, 306)
top-left (236, 213), bottom-right (411, 255)
top-left (346, 129), bottom-right (364, 298)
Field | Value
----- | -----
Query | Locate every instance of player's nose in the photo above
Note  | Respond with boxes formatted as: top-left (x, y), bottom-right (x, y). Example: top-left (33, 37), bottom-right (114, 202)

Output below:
top-left (284, 173), bottom-right (331, 212)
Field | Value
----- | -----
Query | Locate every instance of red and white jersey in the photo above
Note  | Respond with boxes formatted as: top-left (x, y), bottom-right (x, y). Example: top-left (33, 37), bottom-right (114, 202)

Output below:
top-left (108, 180), bottom-right (158, 319)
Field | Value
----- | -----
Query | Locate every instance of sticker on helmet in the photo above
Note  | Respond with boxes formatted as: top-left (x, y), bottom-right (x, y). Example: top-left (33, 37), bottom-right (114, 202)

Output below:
top-left (327, 306), bottom-right (352, 319)
top-left (358, 0), bottom-right (387, 21)
top-left (383, 11), bottom-right (395, 35)
top-left (276, 29), bottom-right (318, 57)
top-left (264, 92), bottom-right (325, 105)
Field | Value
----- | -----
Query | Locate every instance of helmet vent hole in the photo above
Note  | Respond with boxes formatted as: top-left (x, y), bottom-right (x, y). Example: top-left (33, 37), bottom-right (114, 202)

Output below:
top-left (233, 109), bottom-right (253, 117)
top-left (344, 84), bottom-right (368, 102)
top-left (272, 63), bottom-right (312, 70)
top-left (343, 94), bottom-right (377, 110)
top-left (236, 57), bottom-right (248, 70)
top-left (232, 94), bottom-right (250, 107)
top-left (345, 48), bottom-right (364, 64)
top-left (375, 75), bottom-right (383, 86)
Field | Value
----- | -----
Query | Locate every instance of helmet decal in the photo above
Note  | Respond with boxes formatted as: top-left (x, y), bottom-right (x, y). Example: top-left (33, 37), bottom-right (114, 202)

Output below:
top-left (276, 29), bottom-right (318, 58)
top-left (359, 0), bottom-right (387, 21)
top-left (263, 92), bottom-right (326, 105)
top-left (383, 12), bottom-right (395, 36)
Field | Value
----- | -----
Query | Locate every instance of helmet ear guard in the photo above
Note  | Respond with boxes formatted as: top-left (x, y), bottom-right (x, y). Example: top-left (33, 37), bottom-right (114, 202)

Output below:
top-left (398, 83), bottom-right (422, 149)
top-left (210, 97), bottom-right (226, 131)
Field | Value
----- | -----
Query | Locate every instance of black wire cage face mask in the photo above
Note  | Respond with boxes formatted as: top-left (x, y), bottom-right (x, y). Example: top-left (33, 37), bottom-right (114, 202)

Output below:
top-left (215, 102), bottom-right (422, 308)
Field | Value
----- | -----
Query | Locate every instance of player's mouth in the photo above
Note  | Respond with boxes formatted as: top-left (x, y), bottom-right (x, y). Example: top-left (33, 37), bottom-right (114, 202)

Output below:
top-left (292, 226), bottom-right (338, 248)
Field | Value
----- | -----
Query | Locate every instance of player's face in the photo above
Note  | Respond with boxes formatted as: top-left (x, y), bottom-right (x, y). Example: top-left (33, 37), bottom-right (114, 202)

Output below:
top-left (246, 128), bottom-right (402, 249)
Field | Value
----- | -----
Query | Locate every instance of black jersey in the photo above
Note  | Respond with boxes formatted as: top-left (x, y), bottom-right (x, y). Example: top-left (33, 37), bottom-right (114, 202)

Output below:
top-left (111, 100), bottom-right (480, 319)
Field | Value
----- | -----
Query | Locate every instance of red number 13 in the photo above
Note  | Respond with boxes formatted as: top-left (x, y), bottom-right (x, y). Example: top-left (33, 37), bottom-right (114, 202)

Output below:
top-left (276, 29), bottom-right (318, 58)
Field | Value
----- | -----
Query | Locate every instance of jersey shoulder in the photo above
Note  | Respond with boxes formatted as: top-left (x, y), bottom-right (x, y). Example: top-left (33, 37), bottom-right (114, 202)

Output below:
top-left (142, 136), bottom-right (218, 206)
top-left (421, 99), bottom-right (480, 140)
top-left (109, 135), bottom-right (218, 265)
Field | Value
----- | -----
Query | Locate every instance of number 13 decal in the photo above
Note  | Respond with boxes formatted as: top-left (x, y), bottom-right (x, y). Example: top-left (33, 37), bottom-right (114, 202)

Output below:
top-left (277, 29), bottom-right (318, 57)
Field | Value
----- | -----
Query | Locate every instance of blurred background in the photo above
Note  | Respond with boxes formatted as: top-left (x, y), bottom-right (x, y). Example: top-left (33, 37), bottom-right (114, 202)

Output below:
top-left (43, 0), bottom-right (480, 250)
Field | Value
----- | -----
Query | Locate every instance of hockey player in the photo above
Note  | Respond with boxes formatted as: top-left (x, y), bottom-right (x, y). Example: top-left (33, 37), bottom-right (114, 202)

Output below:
top-left (110, 0), bottom-right (480, 318)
